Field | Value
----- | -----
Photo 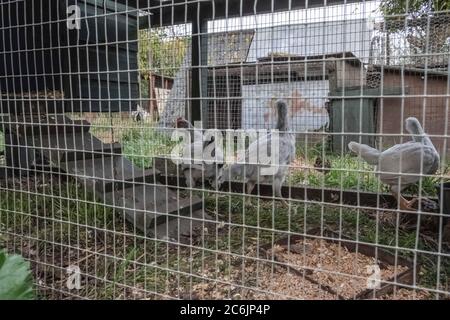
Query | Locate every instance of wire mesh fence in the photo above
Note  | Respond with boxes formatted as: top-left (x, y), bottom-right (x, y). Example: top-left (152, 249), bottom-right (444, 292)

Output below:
top-left (0, 0), bottom-right (449, 300)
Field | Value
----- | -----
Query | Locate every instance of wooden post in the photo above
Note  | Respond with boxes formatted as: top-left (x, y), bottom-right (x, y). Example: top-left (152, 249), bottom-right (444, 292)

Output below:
top-left (148, 72), bottom-right (157, 120)
top-left (147, 71), bottom-right (153, 115)
top-left (190, 2), bottom-right (208, 128)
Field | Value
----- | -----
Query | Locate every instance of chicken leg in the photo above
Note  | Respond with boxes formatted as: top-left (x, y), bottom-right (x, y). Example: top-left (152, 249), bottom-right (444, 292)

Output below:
top-left (274, 178), bottom-right (289, 207)
top-left (392, 191), bottom-right (418, 211)
top-left (245, 181), bottom-right (256, 205)
top-left (184, 169), bottom-right (196, 189)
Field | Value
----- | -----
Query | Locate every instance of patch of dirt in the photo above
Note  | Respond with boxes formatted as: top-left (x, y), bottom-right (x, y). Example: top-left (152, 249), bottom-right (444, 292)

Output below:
top-left (268, 239), bottom-right (409, 299)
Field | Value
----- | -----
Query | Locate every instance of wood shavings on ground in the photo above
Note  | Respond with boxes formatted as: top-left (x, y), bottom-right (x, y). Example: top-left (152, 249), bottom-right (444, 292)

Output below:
top-left (189, 261), bottom-right (338, 300)
top-left (377, 288), bottom-right (431, 300)
top-left (246, 268), bottom-right (338, 300)
top-left (268, 239), bottom-right (409, 299)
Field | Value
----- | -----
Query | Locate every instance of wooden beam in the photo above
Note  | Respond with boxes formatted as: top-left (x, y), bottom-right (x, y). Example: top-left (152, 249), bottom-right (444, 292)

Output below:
top-left (189, 2), bottom-right (208, 125)
top-left (138, 0), bottom-right (362, 28)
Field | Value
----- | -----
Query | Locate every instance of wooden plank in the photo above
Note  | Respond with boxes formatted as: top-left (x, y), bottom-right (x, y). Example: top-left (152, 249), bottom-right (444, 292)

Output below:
top-left (61, 155), bottom-right (159, 193)
top-left (140, 0), bottom-right (361, 28)
top-left (153, 157), bottom-right (438, 210)
top-left (101, 185), bottom-right (203, 233)
top-left (151, 209), bottom-right (213, 243)
top-left (28, 132), bottom-right (105, 163)
top-left (60, 143), bottom-right (123, 162)
top-left (330, 86), bottom-right (405, 97)
top-left (190, 5), bottom-right (208, 125)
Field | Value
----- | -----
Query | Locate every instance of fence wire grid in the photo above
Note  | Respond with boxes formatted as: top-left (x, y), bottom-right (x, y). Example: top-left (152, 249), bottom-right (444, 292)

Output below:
top-left (0, 0), bottom-right (450, 300)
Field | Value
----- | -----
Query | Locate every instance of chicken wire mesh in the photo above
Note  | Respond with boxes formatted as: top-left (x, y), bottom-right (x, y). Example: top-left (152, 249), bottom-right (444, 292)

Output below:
top-left (0, 0), bottom-right (449, 300)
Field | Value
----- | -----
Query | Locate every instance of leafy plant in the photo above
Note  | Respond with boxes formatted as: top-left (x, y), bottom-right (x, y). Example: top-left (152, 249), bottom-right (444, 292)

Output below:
top-left (0, 250), bottom-right (34, 300)
top-left (380, 0), bottom-right (449, 18)
top-left (139, 28), bottom-right (188, 77)
top-left (380, 0), bottom-right (450, 66)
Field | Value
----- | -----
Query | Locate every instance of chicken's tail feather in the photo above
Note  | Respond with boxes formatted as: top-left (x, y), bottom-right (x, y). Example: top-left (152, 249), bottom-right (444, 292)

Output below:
top-left (348, 141), bottom-right (380, 165)
top-left (275, 99), bottom-right (289, 131)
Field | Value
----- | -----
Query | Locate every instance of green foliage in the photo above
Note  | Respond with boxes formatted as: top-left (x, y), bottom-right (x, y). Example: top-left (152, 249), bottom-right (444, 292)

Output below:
top-left (380, 0), bottom-right (450, 17)
top-left (289, 153), bottom-right (388, 193)
top-left (121, 127), bottom-right (176, 168)
top-left (0, 250), bottom-right (34, 300)
top-left (380, 0), bottom-right (450, 66)
top-left (138, 28), bottom-right (188, 79)
top-left (296, 141), bottom-right (330, 160)
top-left (291, 142), bottom-right (445, 196)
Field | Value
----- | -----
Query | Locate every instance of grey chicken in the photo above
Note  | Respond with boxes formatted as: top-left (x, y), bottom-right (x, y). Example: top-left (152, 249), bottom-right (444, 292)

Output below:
top-left (218, 100), bottom-right (296, 205)
top-left (348, 117), bottom-right (440, 211)
top-left (175, 117), bottom-right (224, 188)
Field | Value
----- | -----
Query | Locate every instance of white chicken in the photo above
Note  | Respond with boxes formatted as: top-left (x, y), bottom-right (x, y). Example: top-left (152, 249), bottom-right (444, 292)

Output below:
top-left (348, 117), bottom-right (440, 211)
top-left (218, 100), bottom-right (296, 205)
top-left (175, 117), bottom-right (224, 188)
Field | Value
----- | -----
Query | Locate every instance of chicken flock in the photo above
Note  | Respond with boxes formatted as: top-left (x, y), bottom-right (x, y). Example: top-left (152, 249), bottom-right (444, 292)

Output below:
top-left (174, 99), bottom-right (296, 205)
top-left (174, 106), bottom-right (440, 211)
top-left (175, 117), bottom-right (224, 188)
top-left (217, 100), bottom-right (296, 205)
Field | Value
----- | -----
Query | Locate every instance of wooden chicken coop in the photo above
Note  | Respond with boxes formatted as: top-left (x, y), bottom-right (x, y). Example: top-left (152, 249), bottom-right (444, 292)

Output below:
top-left (0, 0), bottom-right (139, 113)
top-left (0, 0), bottom-right (202, 235)
top-left (373, 65), bottom-right (450, 155)
top-left (206, 52), bottom-right (365, 131)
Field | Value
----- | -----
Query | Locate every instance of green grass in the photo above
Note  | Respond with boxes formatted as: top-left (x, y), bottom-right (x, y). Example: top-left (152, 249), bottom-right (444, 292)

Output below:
top-left (0, 178), bottom-right (177, 299)
top-left (290, 142), bottom-right (447, 197)
top-left (1, 118), bottom-right (449, 298)
top-left (289, 153), bottom-right (387, 193)
top-left (69, 114), bottom-right (177, 169)
top-left (0, 176), bottom-right (449, 299)
top-left (121, 127), bottom-right (175, 169)
top-left (1, 114), bottom-right (449, 195)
